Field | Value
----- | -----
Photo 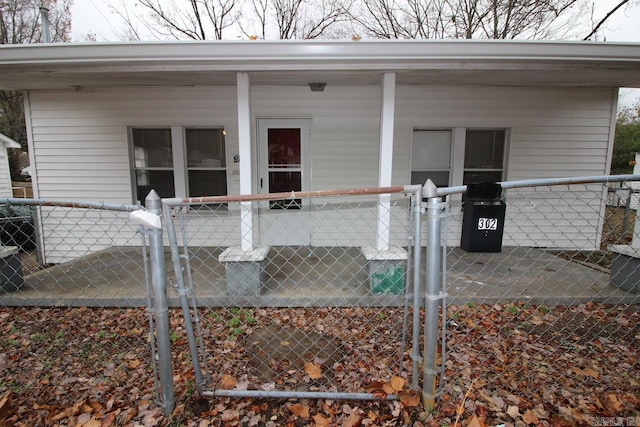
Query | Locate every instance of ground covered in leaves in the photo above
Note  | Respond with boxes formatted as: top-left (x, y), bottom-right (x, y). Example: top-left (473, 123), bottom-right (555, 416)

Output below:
top-left (0, 303), bottom-right (638, 426)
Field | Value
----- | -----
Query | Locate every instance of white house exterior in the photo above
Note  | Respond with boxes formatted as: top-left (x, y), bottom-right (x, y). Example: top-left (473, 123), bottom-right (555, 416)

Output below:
top-left (0, 133), bottom-right (20, 198)
top-left (1, 40), bottom-right (640, 261)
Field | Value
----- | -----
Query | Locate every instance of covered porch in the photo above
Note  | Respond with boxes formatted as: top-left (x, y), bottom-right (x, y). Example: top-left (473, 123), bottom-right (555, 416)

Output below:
top-left (1, 245), bottom-right (637, 308)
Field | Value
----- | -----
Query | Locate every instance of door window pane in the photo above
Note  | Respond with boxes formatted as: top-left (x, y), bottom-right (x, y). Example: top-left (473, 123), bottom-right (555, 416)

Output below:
top-left (269, 171), bottom-right (301, 209)
top-left (268, 129), bottom-right (301, 167)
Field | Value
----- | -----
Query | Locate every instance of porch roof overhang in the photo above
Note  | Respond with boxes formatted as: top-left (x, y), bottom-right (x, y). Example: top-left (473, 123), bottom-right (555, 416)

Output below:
top-left (1, 39), bottom-right (640, 91)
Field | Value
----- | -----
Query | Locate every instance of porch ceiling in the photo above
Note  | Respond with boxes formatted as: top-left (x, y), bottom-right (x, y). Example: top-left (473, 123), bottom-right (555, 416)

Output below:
top-left (1, 40), bottom-right (640, 91)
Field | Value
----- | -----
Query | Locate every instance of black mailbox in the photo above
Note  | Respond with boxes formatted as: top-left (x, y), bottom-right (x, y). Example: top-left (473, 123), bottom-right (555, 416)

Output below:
top-left (460, 182), bottom-right (506, 253)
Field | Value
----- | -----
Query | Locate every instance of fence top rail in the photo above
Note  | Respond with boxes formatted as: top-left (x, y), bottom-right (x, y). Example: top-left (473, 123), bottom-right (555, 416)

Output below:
top-left (0, 197), bottom-right (141, 212)
top-left (431, 174), bottom-right (640, 197)
top-left (162, 185), bottom-right (422, 206)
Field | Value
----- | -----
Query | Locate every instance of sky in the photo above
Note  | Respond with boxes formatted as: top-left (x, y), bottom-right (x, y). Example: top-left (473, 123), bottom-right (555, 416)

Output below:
top-left (70, 0), bottom-right (640, 42)
top-left (69, 0), bottom-right (640, 103)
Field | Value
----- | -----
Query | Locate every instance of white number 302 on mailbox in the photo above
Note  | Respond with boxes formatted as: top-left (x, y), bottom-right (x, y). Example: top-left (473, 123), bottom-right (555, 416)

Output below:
top-left (477, 218), bottom-right (498, 231)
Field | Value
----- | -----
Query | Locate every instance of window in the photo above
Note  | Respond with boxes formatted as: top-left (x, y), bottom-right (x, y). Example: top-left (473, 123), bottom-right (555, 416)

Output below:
top-left (132, 128), bottom-right (175, 200)
top-left (411, 128), bottom-right (507, 188)
top-left (411, 130), bottom-right (452, 187)
top-left (185, 128), bottom-right (227, 198)
top-left (463, 129), bottom-right (505, 184)
top-left (131, 126), bottom-right (227, 205)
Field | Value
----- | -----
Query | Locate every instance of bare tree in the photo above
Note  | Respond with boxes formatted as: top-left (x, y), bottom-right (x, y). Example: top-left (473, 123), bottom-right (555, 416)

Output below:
top-left (350, 0), bottom-right (634, 40)
top-left (239, 0), bottom-right (351, 39)
top-left (1, 0), bottom-right (71, 180)
top-left (1, 0), bottom-right (70, 44)
top-left (583, 0), bottom-right (630, 40)
top-left (349, 0), bottom-right (450, 39)
top-left (110, 0), bottom-right (239, 40)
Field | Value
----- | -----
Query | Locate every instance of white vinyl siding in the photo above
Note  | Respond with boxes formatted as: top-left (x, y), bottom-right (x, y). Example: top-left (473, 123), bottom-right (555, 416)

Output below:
top-left (395, 86), bottom-right (616, 249)
top-left (25, 84), bottom-right (616, 259)
top-left (0, 150), bottom-right (12, 198)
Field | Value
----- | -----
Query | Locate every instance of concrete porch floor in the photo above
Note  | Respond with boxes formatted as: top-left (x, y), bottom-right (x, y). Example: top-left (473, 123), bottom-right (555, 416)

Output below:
top-left (0, 246), bottom-right (638, 307)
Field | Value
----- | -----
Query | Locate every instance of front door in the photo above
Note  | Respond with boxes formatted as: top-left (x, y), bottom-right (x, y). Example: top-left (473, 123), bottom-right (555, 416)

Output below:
top-left (257, 118), bottom-right (311, 246)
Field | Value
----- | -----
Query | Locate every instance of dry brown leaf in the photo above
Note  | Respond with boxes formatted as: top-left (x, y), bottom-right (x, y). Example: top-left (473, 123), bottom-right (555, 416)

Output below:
top-left (312, 413), bottom-right (331, 426)
top-left (507, 405), bottom-right (520, 418)
top-left (522, 409), bottom-right (539, 425)
top-left (397, 390), bottom-right (420, 408)
top-left (304, 362), bottom-right (323, 379)
top-left (602, 394), bottom-right (623, 413)
top-left (87, 401), bottom-right (102, 413)
top-left (127, 359), bottom-right (141, 369)
top-left (389, 376), bottom-right (406, 392)
top-left (100, 412), bottom-right (116, 427)
top-left (440, 403), bottom-right (457, 417)
top-left (81, 417), bottom-right (102, 427)
top-left (343, 412), bottom-right (363, 427)
top-left (219, 374), bottom-right (237, 390)
top-left (0, 392), bottom-right (15, 422)
top-left (571, 367), bottom-right (600, 379)
top-left (372, 390), bottom-right (388, 400)
top-left (364, 381), bottom-right (386, 393)
top-left (466, 414), bottom-right (487, 427)
top-left (288, 403), bottom-right (310, 419)
top-left (221, 409), bottom-right (240, 422)
top-left (382, 382), bottom-right (396, 394)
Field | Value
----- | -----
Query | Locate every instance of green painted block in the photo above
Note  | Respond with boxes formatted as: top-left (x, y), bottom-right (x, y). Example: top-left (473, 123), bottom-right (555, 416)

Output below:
top-left (369, 262), bottom-right (405, 295)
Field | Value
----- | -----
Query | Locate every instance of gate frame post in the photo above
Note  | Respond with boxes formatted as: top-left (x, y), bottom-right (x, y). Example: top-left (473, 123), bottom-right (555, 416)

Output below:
top-left (146, 190), bottom-right (176, 414)
top-left (422, 182), bottom-right (443, 410)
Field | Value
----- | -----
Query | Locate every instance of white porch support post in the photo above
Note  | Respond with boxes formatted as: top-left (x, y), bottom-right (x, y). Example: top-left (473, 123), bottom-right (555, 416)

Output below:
top-left (377, 72), bottom-right (396, 251)
top-left (237, 72), bottom-right (253, 251)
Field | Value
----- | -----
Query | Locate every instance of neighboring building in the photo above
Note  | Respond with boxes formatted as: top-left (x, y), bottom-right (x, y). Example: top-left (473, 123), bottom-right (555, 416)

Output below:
top-left (0, 133), bottom-right (21, 198)
top-left (1, 40), bottom-right (640, 261)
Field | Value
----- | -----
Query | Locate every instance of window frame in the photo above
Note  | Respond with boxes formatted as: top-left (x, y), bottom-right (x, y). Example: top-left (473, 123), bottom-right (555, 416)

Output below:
top-left (410, 127), bottom-right (509, 189)
top-left (462, 128), bottom-right (508, 185)
top-left (129, 125), bottom-right (229, 208)
top-left (410, 128), bottom-right (454, 187)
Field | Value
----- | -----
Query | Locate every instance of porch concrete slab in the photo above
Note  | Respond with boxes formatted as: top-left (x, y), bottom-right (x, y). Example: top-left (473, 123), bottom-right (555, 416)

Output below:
top-left (0, 246), bottom-right (638, 307)
top-left (445, 247), bottom-right (640, 306)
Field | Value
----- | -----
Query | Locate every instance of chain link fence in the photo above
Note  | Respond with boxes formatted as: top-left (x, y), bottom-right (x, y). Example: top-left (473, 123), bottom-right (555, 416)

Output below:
top-left (1, 175), bottom-right (639, 425)
top-left (432, 176), bottom-right (640, 424)
top-left (160, 186), bottom-right (424, 404)
top-left (0, 198), bottom-right (174, 424)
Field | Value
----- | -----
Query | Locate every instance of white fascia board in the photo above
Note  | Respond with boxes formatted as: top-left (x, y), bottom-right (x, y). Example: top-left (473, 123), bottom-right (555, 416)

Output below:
top-left (1, 40), bottom-right (640, 70)
top-left (0, 132), bottom-right (21, 149)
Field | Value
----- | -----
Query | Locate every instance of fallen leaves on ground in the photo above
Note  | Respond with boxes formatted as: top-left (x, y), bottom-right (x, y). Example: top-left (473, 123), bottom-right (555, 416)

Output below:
top-left (0, 303), bottom-right (638, 426)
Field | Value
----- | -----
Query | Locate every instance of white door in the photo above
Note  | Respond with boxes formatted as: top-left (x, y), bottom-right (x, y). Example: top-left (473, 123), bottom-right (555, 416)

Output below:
top-left (257, 118), bottom-right (311, 246)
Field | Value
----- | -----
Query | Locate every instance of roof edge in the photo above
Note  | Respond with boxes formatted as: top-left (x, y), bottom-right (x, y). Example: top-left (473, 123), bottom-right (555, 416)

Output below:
top-left (1, 39), bottom-right (640, 67)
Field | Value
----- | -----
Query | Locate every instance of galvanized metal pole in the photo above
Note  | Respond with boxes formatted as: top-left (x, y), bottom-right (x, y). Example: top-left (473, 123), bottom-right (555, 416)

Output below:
top-left (411, 190), bottom-right (422, 390)
top-left (145, 190), bottom-right (175, 414)
top-left (422, 184), bottom-right (442, 410)
top-left (162, 203), bottom-right (206, 392)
